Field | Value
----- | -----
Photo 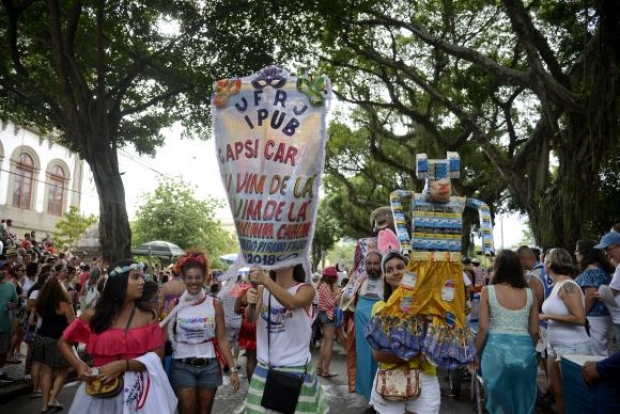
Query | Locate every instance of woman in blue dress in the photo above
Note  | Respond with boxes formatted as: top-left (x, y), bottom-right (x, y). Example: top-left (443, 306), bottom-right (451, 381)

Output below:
top-left (476, 250), bottom-right (539, 414)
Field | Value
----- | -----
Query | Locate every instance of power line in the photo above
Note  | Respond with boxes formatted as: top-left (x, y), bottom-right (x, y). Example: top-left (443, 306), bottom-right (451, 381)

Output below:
top-left (118, 149), bottom-right (174, 179)
top-left (0, 168), bottom-right (125, 207)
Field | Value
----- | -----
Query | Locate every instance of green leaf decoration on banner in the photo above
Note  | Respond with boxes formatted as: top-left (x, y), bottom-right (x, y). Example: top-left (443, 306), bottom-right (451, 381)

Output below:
top-left (296, 75), bottom-right (326, 107)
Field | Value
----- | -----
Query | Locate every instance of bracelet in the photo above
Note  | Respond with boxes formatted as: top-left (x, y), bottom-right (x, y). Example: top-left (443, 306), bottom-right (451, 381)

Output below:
top-left (229, 367), bottom-right (238, 373)
top-left (125, 359), bottom-right (130, 372)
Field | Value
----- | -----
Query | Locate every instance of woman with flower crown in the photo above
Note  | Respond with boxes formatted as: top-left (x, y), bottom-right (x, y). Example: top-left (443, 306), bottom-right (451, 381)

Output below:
top-left (162, 251), bottom-right (240, 414)
top-left (58, 259), bottom-right (176, 414)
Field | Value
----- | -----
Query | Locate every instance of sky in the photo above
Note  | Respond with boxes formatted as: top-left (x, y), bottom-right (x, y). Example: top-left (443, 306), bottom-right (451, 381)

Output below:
top-left (80, 124), bottom-right (529, 250)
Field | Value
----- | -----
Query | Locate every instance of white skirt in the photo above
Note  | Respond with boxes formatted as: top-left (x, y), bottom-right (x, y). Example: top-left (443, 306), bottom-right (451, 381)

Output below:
top-left (69, 382), bottom-right (124, 414)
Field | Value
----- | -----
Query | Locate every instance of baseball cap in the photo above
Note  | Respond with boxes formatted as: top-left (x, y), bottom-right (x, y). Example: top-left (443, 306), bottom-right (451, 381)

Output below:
top-left (323, 266), bottom-right (338, 278)
top-left (594, 232), bottom-right (620, 249)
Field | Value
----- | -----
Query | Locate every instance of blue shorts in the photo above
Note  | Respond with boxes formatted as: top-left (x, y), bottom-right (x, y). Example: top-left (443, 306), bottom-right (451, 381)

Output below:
top-left (169, 358), bottom-right (222, 390)
top-left (318, 311), bottom-right (337, 327)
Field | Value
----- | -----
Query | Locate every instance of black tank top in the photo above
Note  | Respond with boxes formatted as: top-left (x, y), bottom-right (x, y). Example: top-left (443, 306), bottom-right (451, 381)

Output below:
top-left (38, 310), bottom-right (68, 339)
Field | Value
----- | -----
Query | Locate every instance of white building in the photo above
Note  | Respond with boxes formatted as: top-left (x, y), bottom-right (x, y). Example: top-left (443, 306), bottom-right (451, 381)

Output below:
top-left (0, 122), bottom-right (88, 236)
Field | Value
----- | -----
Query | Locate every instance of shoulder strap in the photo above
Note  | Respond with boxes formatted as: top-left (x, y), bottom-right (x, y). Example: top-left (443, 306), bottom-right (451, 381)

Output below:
top-left (124, 304), bottom-right (137, 338)
top-left (267, 293), bottom-right (271, 367)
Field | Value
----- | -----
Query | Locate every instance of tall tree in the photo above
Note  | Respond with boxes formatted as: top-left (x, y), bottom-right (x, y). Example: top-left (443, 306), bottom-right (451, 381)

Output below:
top-left (315, 0), bottom-right (620, 249)
top-left (0, 1), bottom-right (308, 262)
top-left (311, 198), bottom-right (344, 270)
top-left (132, 178), bottom-right (237, 262)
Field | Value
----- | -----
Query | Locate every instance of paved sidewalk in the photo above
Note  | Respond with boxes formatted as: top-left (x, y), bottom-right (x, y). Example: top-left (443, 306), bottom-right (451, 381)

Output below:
top-left (0, 342), bottom-right (80, 404)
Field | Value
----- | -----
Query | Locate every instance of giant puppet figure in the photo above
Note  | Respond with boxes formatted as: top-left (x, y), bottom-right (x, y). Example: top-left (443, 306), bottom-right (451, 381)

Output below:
top-left (341, 207), bottom-right (393, 397)
top-left (365, 152), bottom-right (494, 369)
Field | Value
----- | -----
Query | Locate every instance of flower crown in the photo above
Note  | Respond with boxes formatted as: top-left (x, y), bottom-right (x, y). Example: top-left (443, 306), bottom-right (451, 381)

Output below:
top-left (109, 262), bottom-right (144, 278)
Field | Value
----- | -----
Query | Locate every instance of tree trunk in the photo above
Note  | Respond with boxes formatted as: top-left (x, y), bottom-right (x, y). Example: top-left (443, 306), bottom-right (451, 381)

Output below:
top-left (87, 143), bottom-right (131, 264)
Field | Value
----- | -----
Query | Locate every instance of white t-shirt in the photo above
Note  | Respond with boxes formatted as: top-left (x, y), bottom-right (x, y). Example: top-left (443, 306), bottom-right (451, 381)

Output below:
top-left (257, 284), bottom-right (312, 367)
top-left (607, 264), bottom-right (620, 324)
top-left (609, 264), bottom-right (620, 291)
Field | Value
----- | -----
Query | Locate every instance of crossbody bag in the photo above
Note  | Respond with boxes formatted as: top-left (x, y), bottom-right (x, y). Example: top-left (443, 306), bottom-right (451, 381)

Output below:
top-left (260, 293), bottom-right (307, 414)
top-left (85, 304), bottom-right (137, 398)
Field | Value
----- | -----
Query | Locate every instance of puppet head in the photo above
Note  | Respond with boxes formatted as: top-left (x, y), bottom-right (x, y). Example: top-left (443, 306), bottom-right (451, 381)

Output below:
top-left (370, 206), bottom-right (395, 234)
top-left (417, 152), bottom-right (460, 204)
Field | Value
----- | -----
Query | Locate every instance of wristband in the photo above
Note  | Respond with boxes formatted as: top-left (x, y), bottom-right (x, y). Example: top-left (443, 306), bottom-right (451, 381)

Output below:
top-left (229, 367), bottom-right (237, 373)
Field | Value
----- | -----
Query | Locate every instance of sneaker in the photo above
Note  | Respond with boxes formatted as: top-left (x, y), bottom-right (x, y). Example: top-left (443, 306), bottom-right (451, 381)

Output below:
top-left (0, 373), bottom-right (16, 383)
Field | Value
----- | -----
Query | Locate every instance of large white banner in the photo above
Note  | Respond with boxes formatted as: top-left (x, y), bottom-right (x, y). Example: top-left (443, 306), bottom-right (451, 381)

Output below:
top-left (212, 66), bottom-right (330, 272)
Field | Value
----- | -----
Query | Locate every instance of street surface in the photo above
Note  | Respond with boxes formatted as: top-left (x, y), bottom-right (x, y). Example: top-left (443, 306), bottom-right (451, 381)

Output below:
top-left (1, 346), bottom-right (475, 413)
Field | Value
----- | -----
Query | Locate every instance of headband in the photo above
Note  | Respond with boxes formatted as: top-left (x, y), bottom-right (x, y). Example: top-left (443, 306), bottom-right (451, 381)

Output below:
top-left (380, 250), bottom-right (409, 274)
top-left (109, 262), bottom-right (144, 278)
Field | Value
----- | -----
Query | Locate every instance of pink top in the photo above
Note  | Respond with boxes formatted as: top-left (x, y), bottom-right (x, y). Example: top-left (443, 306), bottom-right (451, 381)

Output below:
top-left (63, 318), bottom-right (165, 366)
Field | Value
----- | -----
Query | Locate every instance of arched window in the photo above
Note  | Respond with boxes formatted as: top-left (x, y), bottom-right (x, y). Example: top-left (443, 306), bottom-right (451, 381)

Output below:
top-left (47, 164), bottom-right (66, 216)
top-left (13, 153), bottom-right (35, 209)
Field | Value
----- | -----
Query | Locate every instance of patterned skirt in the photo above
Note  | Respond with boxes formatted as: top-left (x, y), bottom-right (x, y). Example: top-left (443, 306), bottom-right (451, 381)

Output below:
top-left (32, 334), bottom-right (69, 368)
top-left (246, 361), bottom-right (329, 414)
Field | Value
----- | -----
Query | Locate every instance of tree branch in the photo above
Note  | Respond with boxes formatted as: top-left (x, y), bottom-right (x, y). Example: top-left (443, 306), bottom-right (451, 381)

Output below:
top-left (120, 89), bottom-right (184, 116)
top-left (358, 11), bottom-right (530, 87)
top-left (500, 0), bottom-right (570, 86)
top-left (47, 0), bottom-right (78, 118)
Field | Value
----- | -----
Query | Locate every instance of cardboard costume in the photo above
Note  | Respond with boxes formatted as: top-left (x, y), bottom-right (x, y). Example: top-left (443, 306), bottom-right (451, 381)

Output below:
top-left (365, 152), bottom-right (494, 369)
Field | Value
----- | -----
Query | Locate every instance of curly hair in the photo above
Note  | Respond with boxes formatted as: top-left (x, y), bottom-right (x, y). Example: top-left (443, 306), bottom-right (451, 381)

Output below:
top-left (35, 277), bottom-right (70, 320)
top-left (177, 251), bottom-right (210, 277)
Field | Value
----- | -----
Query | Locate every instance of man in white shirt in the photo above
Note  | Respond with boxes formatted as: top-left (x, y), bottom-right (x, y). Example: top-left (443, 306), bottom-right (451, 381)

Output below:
top-left (595, 230), bottom-right (620, 346)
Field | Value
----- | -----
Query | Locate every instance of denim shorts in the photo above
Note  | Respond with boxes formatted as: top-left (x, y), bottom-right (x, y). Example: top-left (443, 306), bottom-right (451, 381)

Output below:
top-left (169, 358), bottom-right (222, 390)
top-left (547, 341), bottom-right (592, 361)
top-left (318, 311), bottom-right (336, 327)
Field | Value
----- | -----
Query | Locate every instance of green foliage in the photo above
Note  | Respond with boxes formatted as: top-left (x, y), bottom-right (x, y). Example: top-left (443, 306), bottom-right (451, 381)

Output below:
top-left (325, 241), bottom-right (356, 271)
top-left (311, 199), bottom-right (344, 270)
top-left (52, 206), bottom-right (98, 249)
top-left (312, 0), bottom-right (620, 249)
top-left (0, 1), bottom-right (315, 261)
top-left (132, 178), bottom-right (237, 265)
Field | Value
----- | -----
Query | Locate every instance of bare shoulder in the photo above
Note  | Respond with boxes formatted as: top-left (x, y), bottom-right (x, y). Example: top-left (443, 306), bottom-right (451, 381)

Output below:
top-left (562, 281), bottom-right (579, 294)
top-left (79, 308), bottom-right (95, 323)
top-left (135, 307), bottom-right (157, 324)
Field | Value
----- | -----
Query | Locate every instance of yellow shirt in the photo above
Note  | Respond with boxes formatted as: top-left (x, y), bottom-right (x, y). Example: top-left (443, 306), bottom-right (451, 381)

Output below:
top-left (371, 301), bottom-right (436, 376)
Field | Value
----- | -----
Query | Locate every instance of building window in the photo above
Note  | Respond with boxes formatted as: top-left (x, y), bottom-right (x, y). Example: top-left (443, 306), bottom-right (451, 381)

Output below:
top-left (13, 153), bottom-right (35, 209)
top-left (47, 165), bottom-right (66, 216)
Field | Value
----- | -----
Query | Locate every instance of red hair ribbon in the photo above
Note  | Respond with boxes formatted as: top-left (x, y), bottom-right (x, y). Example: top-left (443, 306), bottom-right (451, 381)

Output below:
top-left (177, 252), bottom-right (206, 272)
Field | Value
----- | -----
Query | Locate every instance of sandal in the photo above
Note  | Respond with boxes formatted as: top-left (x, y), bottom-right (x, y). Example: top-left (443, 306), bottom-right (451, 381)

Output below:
top-left (321, 373), bottom-right (338, 378)
top-left (315, 368), bottom-right (323, 376)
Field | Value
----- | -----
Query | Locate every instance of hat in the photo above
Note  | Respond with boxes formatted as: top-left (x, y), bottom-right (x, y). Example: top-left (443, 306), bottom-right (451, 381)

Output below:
top-left (6, 247), bottom-right (18, 257)
top-left (594, 232), bottom-right (620, 249)
top-left (472, 258), bottom-right (480, 265)
top-left (323, 266), bottom-right (338, 278)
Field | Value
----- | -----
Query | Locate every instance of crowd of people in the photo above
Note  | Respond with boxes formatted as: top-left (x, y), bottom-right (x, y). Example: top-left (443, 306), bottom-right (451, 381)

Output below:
top-left (2, 218), bottom-right (620, 414)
